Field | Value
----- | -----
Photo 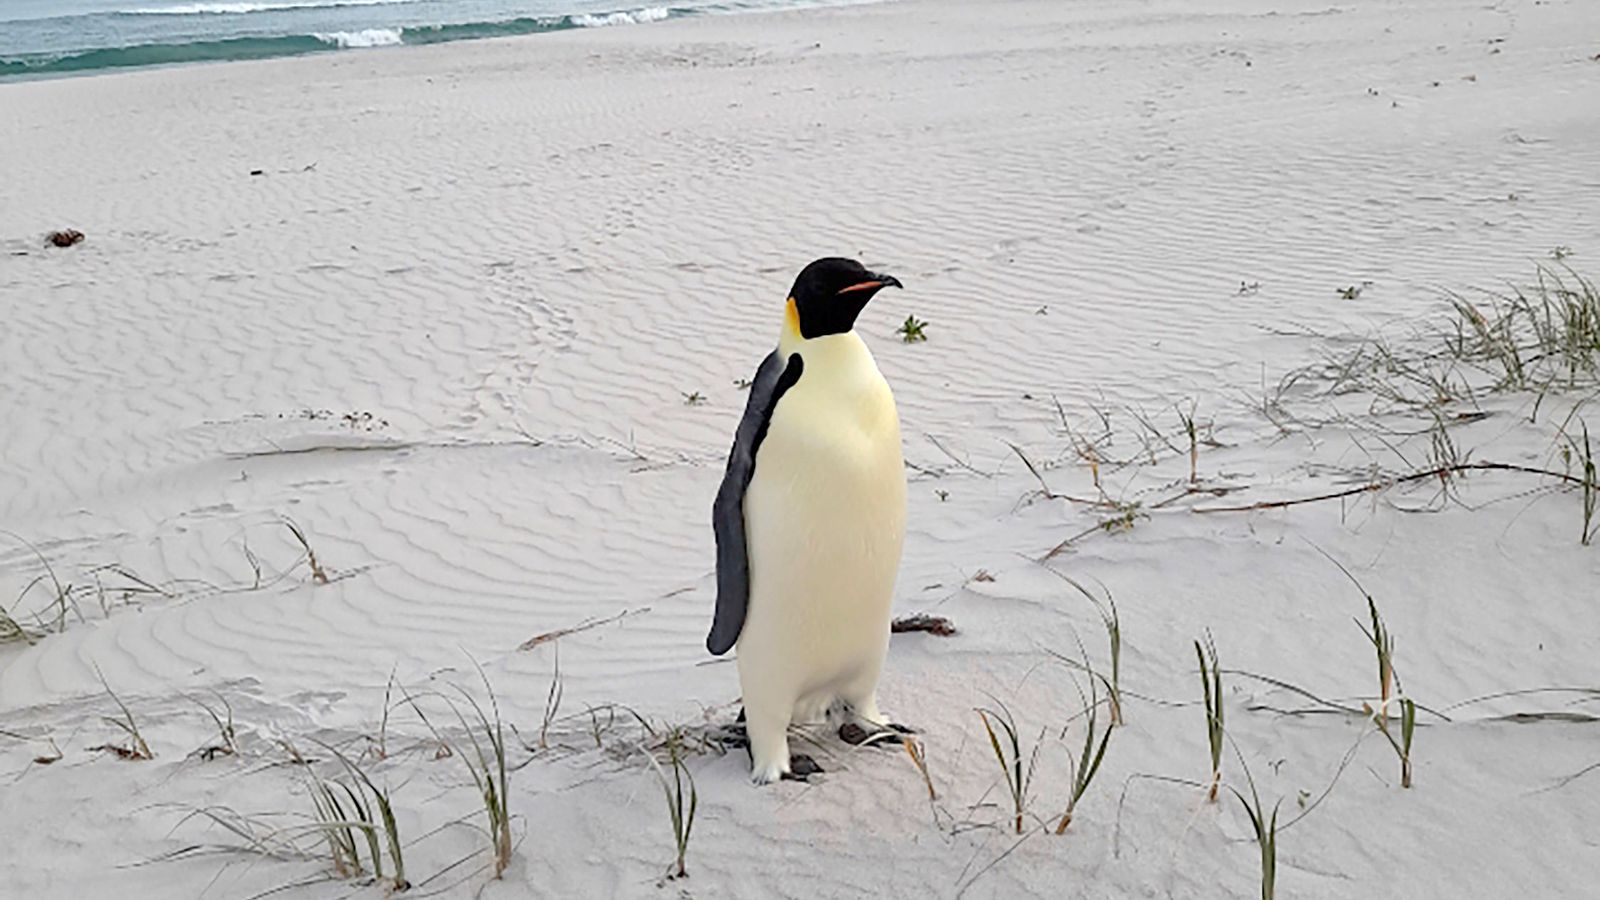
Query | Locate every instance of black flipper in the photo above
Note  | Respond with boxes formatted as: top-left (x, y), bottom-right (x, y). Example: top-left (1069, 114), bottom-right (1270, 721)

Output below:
top-left (707, 350), bottom-right (804, 655)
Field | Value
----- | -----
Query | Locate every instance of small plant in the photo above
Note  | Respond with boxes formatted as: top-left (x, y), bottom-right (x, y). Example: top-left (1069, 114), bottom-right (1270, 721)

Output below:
top-left (0, 605), bottom-right (28, 644)
top-left (645, 729), bottom-right (698, 880)
top-left (587, 705), bottom-right (615, 749)
top-left (451, 669), bottom-right (513, 878)
top-left (1053, 672), bottom-right (1113, 834)
top-left (1, 534), bottom-right (77, 641)
top-left (1099, 500), bottom-right (1142, 534)
top-left (540, 644), bottom-right (563, 750)
top-left (1552, 245), bottom-right (1573, 261)
top-left (903, 736), bottom-right (936, 800)
top-left (1196, 634), bottom-right (1223, 801)
top-left (1049, 573), bottom-right (1123, 726)
top-left (406, 666), bottom-right (513, 879)
top-left (370, 669), bottom-right (397, 761)
top-left (191, 692), bottom-right (237, 760)
top-left (896, 314), bottom-right (929, 343)
top-left (1337, 284), bottom-right (1365, 300)
top-left (282, 517), bottom-right (330, 585)
top-left (1569, 421), bottom-right (1597, 545)
top-left (682, 391), bottom-right (705, 406)
top-left (307, 771), bottom-right (365, 879)
top-left (325, 746), bottom-right (409, 890)
top-left (1357, 594), bottom-right (1415, 788)
top-left (95, 669), bottom-right (153, 760)
top-left (1228, 759), bottom-right (1281, 900)
top-left (1178, 400), bottom-right (1201, 484)
top-left (976, 700), bottom-right (1041, 834)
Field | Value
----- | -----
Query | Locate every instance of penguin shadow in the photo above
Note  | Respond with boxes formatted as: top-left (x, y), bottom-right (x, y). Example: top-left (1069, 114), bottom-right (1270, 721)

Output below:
top-left (715, 706), bottom-right (916, 783)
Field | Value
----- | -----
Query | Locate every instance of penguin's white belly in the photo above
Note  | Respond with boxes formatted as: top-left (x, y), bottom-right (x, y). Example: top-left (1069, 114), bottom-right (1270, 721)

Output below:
top-left (738, 360), bottom-right (906, 719)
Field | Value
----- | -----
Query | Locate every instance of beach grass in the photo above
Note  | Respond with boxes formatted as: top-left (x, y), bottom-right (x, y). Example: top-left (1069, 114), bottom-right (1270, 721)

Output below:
top-left (281, 516), bottom-right (330, 585)
top-left (902, 735), bottom-right (937, 801)
top-left (1566, 420), bottom-right (1597, 544)
top-left (1228, 757), bottom-right (1281, 900)
top-left (1053, 669), bottom-right (1113, 834)
top-left (1196, 634), bottom-right (1223, 802)
top-left (645, 728), bottom-right (698, 880)
top-left (95, 668), bottom-right (153, 761)
top-left (976, 700), bottom-right (1041, 835)
top-left (897, 314), bottom-right (929, 343)
top-left (449, 670), bottom-right (513, 879)
top-left (190, 691), bottom-right (237, 760)
top-left (401, 664), bottom-right (513, 880)
top-left (325, 743), bottom-right (409, 890)
top-left (1041, 571), bottom-right (1124, 725)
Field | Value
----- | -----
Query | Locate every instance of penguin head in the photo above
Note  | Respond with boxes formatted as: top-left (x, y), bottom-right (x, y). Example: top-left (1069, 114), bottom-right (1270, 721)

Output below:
top-left (787, 257), bottom-right (903, 339)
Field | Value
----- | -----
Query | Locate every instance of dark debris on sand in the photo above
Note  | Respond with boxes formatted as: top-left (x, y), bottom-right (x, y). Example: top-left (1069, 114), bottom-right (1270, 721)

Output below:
top-left (890, 614), bottom-right (957, 637)
top-left (46, 229), bottom-right (84, 248)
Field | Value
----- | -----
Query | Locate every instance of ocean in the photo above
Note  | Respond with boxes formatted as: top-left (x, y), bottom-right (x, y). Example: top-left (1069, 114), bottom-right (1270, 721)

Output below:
top-left (0, 0), bottom-right (848, 78)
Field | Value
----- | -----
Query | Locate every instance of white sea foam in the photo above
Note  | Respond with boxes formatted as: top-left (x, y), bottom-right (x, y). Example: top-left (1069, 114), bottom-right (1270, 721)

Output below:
top-left (127, 0), bottom-right (419, 15)
top-left (570, 6), bottom-right (671, 28)
top-left (312, 27), bottom-right (403, 47)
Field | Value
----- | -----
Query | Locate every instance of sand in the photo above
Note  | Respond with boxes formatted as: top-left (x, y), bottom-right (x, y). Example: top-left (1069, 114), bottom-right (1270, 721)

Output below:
top-left (3, 0), bottom-right (1599, 897)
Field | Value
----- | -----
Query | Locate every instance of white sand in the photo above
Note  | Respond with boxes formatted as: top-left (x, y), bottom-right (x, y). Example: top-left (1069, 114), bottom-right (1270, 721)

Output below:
top-left (3, 0), bottom-right (1599, 896)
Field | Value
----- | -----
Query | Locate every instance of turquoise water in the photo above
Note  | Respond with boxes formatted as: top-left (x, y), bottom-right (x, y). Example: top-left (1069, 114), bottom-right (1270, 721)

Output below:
top-left (0, 0), bottom-right (835, 78)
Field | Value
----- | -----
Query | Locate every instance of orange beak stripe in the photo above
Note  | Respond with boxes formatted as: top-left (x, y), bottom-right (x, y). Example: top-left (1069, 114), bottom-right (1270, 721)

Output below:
top-left (837, 280), bottom-right (885, 295)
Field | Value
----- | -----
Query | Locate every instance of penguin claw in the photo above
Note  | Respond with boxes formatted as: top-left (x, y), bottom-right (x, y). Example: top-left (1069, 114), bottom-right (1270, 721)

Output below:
top-left (783, 754), bottom-right (824, 781)
top-left (839, 722), bottom-right (916, 748)
top-left (715, 725), bottom-right (750, 750)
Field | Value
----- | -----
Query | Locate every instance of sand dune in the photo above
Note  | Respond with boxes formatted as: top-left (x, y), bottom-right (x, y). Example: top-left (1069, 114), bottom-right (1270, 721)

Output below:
top-left (3, 0), bottom-right (1599, 897)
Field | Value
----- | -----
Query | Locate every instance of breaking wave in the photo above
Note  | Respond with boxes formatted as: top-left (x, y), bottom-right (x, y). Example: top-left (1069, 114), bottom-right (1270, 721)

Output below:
top-left (0, 7), bottom-right (683, 78)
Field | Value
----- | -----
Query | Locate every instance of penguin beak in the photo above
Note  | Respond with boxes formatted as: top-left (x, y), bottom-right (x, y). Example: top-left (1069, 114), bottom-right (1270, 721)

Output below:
top-left (838, 273), bottom-right (904, 295)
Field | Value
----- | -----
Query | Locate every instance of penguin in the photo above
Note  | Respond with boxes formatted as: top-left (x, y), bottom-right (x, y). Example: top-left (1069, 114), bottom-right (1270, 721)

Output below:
top-left (709, 257), bottom-right (909, 784)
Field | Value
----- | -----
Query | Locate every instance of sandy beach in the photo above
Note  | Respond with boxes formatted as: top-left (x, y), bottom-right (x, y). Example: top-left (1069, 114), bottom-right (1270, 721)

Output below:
top-left (3, 0), bottom-right (1599, 896)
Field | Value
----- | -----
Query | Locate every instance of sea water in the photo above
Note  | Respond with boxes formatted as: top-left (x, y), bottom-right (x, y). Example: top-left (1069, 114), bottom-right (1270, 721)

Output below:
top-left (0, 0), bottom-right (852, 78)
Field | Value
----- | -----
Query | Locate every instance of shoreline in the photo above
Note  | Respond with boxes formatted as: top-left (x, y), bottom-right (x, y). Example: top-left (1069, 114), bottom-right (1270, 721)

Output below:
top-left (3, 0), bottom-right (1599, 896)
top-left (0, 1), bottom-right (875, 84)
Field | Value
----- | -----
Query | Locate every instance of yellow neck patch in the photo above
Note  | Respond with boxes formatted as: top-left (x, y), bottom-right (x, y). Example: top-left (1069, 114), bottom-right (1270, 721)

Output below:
top-left (784, 296), bottom-right (802, 340)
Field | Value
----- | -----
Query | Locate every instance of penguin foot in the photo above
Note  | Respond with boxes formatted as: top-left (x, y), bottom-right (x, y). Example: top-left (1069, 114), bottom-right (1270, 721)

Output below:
top-left (782, 754), bottom-right (824, 781)
top-left (839, 721), bottom-right (917, 748)
top-left (714, 707), bottom-right (751, 750)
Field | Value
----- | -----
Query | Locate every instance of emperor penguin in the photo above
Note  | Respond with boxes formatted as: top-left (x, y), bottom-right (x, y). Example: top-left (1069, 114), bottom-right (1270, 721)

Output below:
top-left (708, 257), bottom-right (909, 785)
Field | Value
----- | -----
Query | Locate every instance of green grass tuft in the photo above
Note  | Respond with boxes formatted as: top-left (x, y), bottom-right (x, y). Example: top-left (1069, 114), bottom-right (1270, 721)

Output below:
top-left (1196, 633), bottom-right (1223, 802)
top-left (976, 700), bottom-right (1042, 835)
top-left (645, 728), bottom-right (698, 880)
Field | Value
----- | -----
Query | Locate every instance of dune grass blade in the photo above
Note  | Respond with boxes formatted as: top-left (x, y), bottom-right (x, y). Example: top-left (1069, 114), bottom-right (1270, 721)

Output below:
top-left (282, 516), bottom-right (330, 585)
top-left (645, 730), bottom-right (698, 879)
top-left (1196, 634), bottom-right (1223, 801)
top-left (96, 667), bottom-right (153, 760)
top-left (401, 666), bottom-right (512, 880)
top-left (1054, 672), bottom-right (1113, 834)
top-left (448, 666), bottom-right (513, 878)
top-left (308, 776), bottom-right (364, 878)
top-left (1047, 572), bottom-right (1124, 726)
top-left (190, 692), bottom-right (237, 759)
top-left (1361, 595), bottom-right (1395, 711)
top-left (321, 742), bottom-right (409, 890)
top-left (540, 643), bottom-right (563, 750)
top-left (1229, 776), bottom-right (1280, 900)
top-left (902, 736), bottom-right (937, 800)
top-left (976, 701), bottom-right (1039, 834)
top-left (1353, 585), bottom-right (1415, 787)
top-left (1577, 421), bottom-right (1596, 545)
